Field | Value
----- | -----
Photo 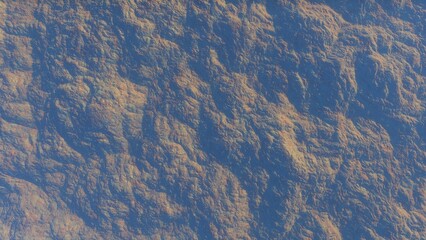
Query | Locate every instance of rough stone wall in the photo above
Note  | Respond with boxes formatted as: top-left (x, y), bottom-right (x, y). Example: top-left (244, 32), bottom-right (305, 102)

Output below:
top-left (0, 0), bottom-right (424, 239)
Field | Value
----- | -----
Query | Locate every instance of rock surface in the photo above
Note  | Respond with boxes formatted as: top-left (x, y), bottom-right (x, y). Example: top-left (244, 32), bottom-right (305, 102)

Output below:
top-left (0, 0), bottom-right (425, 239)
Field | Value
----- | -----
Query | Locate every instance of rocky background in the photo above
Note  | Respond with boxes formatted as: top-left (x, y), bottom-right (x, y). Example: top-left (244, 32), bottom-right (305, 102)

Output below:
top-left (0, 0), bottom-right (425, 239)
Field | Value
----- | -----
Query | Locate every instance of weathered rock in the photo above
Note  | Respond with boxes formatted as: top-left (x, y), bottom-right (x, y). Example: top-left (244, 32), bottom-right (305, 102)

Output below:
top-left (0, 0), bottom-right (424, 239)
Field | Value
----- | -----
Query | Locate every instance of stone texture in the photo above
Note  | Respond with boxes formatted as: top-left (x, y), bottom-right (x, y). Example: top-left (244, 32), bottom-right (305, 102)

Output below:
top-left (0, 0), bottom-right (425, 239)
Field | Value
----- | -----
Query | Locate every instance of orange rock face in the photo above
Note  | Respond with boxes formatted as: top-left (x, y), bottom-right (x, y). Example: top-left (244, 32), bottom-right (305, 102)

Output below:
top-left (0, 1), bottom-right (425, 239)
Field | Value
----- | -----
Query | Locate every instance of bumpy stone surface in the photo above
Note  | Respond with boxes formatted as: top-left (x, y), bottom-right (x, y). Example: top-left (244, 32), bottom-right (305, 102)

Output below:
top-left (0, 0), bottom-right (425, 239)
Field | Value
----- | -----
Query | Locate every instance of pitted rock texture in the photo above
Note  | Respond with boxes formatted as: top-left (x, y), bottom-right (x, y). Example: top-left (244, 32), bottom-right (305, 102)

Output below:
top-left (0, 0), bottom-right (425, 239)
